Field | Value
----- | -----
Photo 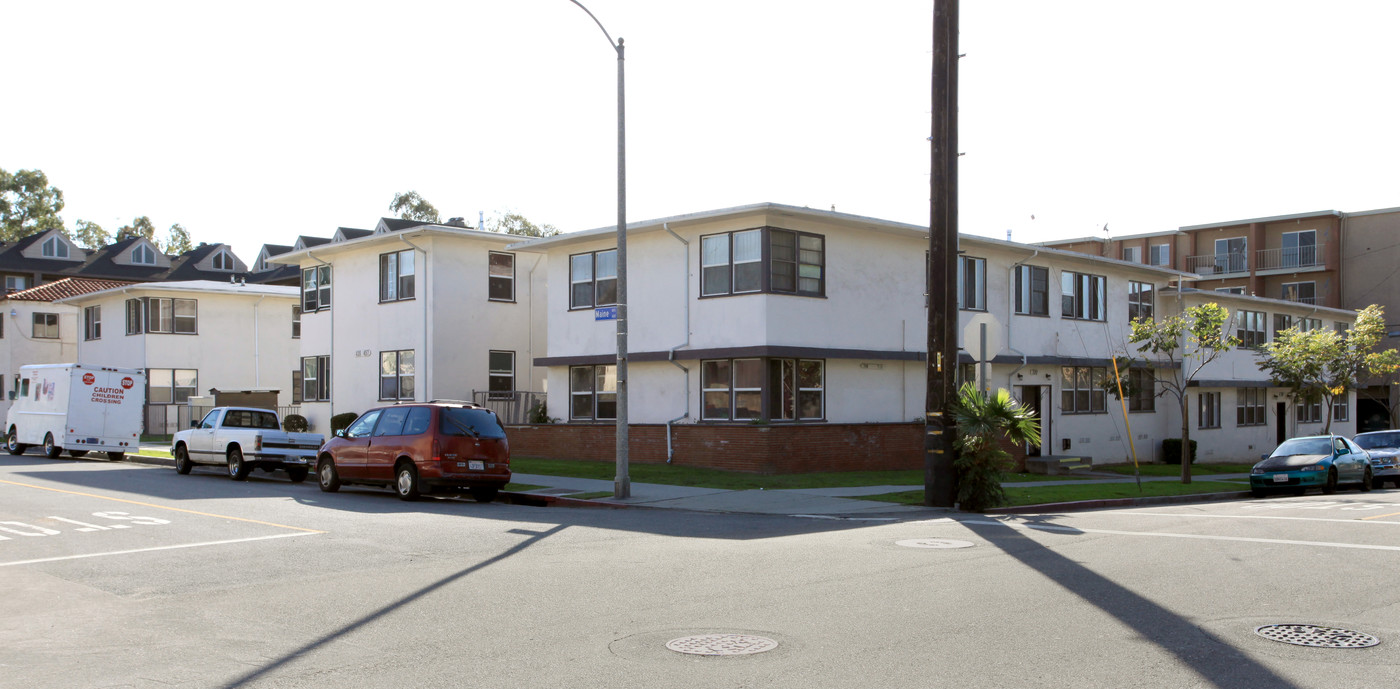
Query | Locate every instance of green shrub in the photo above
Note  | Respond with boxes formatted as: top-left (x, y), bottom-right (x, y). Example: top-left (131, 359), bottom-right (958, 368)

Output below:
top-left (1162, 438), bottom-right (1197, 465)
top-left (527, 400), bottom-right (557, 424)
top-left (330, 412), bottom-right (359, 435)
top-left (282, 414), bottom-right (308, 433)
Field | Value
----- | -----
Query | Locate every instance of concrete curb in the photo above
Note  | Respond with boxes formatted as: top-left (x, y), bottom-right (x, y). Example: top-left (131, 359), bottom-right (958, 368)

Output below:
top-left (985, 490), bottom-right (1253, 515)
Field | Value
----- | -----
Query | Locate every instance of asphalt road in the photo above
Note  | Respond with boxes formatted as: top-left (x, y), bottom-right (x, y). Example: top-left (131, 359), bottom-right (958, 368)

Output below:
top-left (3, 455), bottom-right (1399, 689)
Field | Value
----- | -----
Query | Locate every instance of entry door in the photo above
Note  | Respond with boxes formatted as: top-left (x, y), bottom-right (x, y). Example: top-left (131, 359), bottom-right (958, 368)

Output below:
top-left (1275, 402), bottom-right (1288, 445)
top-left (1017, 385), bottom-right (1044, 457)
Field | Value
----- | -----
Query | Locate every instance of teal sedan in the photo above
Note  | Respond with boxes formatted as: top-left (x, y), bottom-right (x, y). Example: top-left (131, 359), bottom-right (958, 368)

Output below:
top-left (1250, 435), bottom-right (1374, 498)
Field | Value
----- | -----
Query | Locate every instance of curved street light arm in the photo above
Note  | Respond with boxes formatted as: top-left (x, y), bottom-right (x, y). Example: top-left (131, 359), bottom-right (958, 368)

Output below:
top-left (567, 0), bottom-right (622, 54)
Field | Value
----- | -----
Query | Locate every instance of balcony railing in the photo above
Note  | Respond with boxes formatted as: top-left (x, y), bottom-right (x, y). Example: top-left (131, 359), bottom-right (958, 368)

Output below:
top-left (1186, 252), bottom-right (1248, 275)
top-left (1256, 243), bottom-right (1325, 271)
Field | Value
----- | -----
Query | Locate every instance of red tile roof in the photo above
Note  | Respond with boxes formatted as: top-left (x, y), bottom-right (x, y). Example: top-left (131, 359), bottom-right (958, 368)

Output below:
top-left (6, 278), bottom-right (134, 302)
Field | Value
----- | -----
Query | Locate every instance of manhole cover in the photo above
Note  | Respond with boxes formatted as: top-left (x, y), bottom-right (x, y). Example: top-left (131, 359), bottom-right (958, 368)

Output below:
top-left (896, 538), bottom-right (975, 549)
top-left (665, 634), bottom-right (778, 656)
top-left (1254, 624), bottom-right (1380, 648)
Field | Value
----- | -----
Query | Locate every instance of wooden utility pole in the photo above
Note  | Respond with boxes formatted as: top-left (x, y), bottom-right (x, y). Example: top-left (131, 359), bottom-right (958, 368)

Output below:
top-left (925, 0), bottom-right (959, 508)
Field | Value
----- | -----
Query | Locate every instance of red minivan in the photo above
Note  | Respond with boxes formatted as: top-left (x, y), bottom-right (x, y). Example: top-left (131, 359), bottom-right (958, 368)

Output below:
top-left (316, 402), bottom-right (510, 502)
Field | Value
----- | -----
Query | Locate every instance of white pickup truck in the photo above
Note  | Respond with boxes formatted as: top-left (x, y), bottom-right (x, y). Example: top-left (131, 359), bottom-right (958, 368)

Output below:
top-left (171, 407), bottom-right (324, 482)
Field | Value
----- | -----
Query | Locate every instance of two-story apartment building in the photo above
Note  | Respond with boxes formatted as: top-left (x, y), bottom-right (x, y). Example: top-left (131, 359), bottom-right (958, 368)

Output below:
top-left (271, 218), bottom-right (547, 432)
top-left (59, 281), bottom-right (300, 433)
top-left (504, 203), bottom-right (1355, 473)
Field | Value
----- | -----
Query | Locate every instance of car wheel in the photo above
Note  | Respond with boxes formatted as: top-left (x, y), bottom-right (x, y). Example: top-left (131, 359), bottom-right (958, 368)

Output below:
top-left (470, 487), bottom-right (499, 504)
top-left (227, 448), bottom-right (251, 481)
top-left (1250, 487), bottom-right (1269, 499)
top-left (395, 463), bottom-right (420, 501)
top-left (1322, 467), bottom-right (1339, 495)
top-left (174, 445), bottom-right (193, 475)
top-left (286, 466), bottom-right (310, 483)
top-left (1360, 467), bottom-right (1373, 492)
top-left (43, 433), bottom-right (61, 459)
top-left (106, 452), bottom-right (125, 461)
top-left (68, 450), bottom-right (88, 458)
top-left (317, 458), bottom-right (341, 492)
top-left (6, 429), bottom-right (25, 455)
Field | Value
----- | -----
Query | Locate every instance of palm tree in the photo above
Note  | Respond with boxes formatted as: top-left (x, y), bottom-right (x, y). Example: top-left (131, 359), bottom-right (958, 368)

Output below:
top-left (950, 384), bottom-right (1042, 512)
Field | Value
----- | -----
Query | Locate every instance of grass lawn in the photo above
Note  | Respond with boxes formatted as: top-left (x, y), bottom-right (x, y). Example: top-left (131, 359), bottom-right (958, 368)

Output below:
top-left (1099, 463), bottom-right (1253, 477)
top-left (862, 479), bottom-right (1247, 508)
top-left (509, 457), bottom-right (1084, 491)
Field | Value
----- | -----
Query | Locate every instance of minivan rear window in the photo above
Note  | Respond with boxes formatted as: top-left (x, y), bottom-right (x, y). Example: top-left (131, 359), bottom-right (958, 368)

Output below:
top-left (439, 407), bottom-right (506, 439)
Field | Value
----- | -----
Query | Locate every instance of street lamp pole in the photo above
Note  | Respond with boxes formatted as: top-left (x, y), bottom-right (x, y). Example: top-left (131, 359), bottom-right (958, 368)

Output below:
top-left (569, 1), bottom-right (630, 498)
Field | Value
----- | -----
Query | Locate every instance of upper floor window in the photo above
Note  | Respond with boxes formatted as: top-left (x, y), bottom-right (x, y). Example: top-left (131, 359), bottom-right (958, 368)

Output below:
top-left (84, 306), bottom-right (101, 341)
top-left (699, 228), bottom-right (825, 298)
top-left (1122, 246), bottom-right (1140, 263)
top-left (957, 256), bottom-right (986, 311)
top-left (489, 252), bottom-right (515, 302)
top-left (32, 313), bottom-right (59, 339)
top-left (379, 250), bottom-right (415, 302)
top-left (1014, 265), bottom-right (1048, 316)
top-left (5, 276), bottom-right (27, 293)
top-left (41, 235), bottom-right (69, 259)
top-left (1215, 287), bottom-right (1245, 295)
top-left (1061, 271), bottom-right (1106, 321)
top-left (1150, 243), bottom-right (1170, 267)
top-left (302, 266), bottom-right (331, 312)
top-left (570, 249), bottom-right (617, 309)
top-left (1237, 310), bottom-right (1266, 348)
top-left (1281, 281), bottom-right (1315, 304)
top-left (1281, 230), bottom-right (1317, 268)
top-left (211, 249), bottom-right (234, 271)
top-left (131, 244), bottom-right (156, 265)
top-left (1128, 281), bottom-right (1154, 321)
top-left (125, 297), bottom-right (197, 334)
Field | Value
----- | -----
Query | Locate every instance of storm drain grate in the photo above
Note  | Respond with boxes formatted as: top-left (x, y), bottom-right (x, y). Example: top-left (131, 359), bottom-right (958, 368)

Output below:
top-left (896, 538), bottom-right (975, 549)
top-left (1254, 624), bottom-right (1380, 648)
top-left (665, 634), bottom-right (778, 656)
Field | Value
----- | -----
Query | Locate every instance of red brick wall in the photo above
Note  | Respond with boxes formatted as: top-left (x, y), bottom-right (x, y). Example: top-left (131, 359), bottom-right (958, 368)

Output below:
top-left (506, 423), bottom-right (929, 475)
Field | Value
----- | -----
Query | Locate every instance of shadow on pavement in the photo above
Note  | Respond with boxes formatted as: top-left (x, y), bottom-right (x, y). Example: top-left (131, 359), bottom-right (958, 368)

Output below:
top-left (957, 518), bottom-right (1298, 689)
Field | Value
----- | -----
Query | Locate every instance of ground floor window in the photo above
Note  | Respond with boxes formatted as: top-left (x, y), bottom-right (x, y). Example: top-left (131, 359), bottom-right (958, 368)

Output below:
top-left (1198, 391), bottom-right (1222, 429)
top-left (148, 369), bottom-right (197, 404)
top-left (701, 358), bottom-right (824, 421)
top-left (489, 351), bottom-right (515, 400)
top-left (1127, 368), bottom-right (1154, 412)
top-left (379, 350), bottom-right (415, 401)
top-left (302, 355), bottom-right (330, 402)
top-left (1060, 366), bottom-right (1106, 414)
top-left (570, 365), bottom-right (617, 421)
top-left (1297, 399), bottom-right (1323, 424)
top-left (1237, 388), bottom-right (1266, 426)
top-left (1333, 396), bottom-right (1349, 422)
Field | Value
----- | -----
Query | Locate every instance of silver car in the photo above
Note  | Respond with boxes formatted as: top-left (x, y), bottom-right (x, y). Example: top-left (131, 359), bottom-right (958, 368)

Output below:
top-left (1353, 430), bottom-right (1400, 488)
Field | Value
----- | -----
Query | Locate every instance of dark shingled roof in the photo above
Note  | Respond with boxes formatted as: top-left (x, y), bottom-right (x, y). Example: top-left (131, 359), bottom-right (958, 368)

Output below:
top-left (378, 218), bottom-right (434, 233)
top-left (336, 228), bottom-right (372, 240)
top-left (5, 277), bottom-right (134, 302)
top-left (297, 236), bottom-right (332, 248)
top-left (261, 244), bottom-right (293, 257)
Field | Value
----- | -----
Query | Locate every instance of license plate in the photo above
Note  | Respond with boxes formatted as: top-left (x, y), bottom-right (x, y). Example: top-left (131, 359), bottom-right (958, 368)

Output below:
top-left (1272, 473), bottom-right (1289, 483)
top-left (468, 461), bottom-right (485, 471)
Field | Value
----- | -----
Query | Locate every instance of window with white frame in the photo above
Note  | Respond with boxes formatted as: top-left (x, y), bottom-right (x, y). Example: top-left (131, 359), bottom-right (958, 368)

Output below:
top-left (1150, 243), bottom-right (1170, 266)
top-left (1298, 399), bottom-right (1323, 424)
top-left (1333, 395), bottom-right (1349, 422)
top-left (1298, 317), bottom-right (1322, 332)
top-left (131, 244), bottom-right (156, 265)
top-left (1272, 314), bottom-right (1293, 339)
top-left (1061, 272), bottom-right (1106, 321)
top-left (1128, 281), bottom-right (1153, 321)
top-left (1014, 265), bottom-right (1048, 316)
top-left (1237, 310), bottom-right (1266, 348)
top-left (701, 229), bottom-right (762, 296)
top-left (302, 266), bottom-right (331, 312)
top-left (301, 355), bottom-right (330, 402)
top-left (212, 249), bottom-right (234, 271)
top-left (41, 235), bottom-right (69, 258)
top-left (488, 351), bottom-right (515, 400)
top-left (569, 250), bottom-right (617, 309)
top-left (126, 297), bottom-right (196, 334)
top-left (291, 306), bottom-right (301, 338)
top-left (379, 249), bottom-right (415, 302)
top-left (84, 306), bottom-right (101, 341)
top-left (1122, 246), bottom-right (1141, 263)
top-left (1128, 368), bottom-right (1154, 412)
top-left (488, 252), bottom-right (515, 302)
top-left (1198, 391), bottom-right (1222, 429)
top-left (1282, 281), bottom-right (1315, 304)
top-left (1214, 237), bottom-right (1247, 273)
top-left (32, 313), bottom-right (58, 339)
top-left (5, 276), bottom-right (27, 293)
top-left (379, 349), bottom-right (415, 400)
top-left (569, 364), bottom-right (616, 420)
top-left (148, 368), bottom-right (197, 404)
top-left (957, 256), bottom-right (986, 311)
top-left (1237, 388), bottom-right (1266, 426)
top-left (1061, 366), bottom-right (1107, 414)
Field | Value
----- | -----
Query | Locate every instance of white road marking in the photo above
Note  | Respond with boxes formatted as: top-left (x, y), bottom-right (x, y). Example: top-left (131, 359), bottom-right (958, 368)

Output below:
top-left (0, 532), bottom-right (319, 568)
top-left (958, 519), bottom-right (1400, 552)
top-left (1127, 511), bottom-right (1400, 526)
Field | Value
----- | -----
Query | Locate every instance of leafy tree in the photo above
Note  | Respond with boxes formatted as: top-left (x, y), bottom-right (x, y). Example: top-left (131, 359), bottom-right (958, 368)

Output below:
top-left (1256, 304), bottom-right (1400, 434)
top-left (115, 216), bottom-right (157, 242)
top-left (950, 384), bottom-right (1041, 511)
top-left (389, 191), bottom-right (440, 223)
top-left (164, 223), bottom-right (194, 254)
top-left (74, 219), bottom-right (110, 250)
top-left (1128, 302), bottom-right (1240, 484)
top-left (488, 211), bottom-right (559, 238)
top-left (0, 168), bottom-right (65, 241)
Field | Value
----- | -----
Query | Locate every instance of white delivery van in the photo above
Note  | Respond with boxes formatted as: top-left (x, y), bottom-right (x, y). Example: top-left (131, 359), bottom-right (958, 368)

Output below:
top-left (5, 364), bottom-right (147, 460)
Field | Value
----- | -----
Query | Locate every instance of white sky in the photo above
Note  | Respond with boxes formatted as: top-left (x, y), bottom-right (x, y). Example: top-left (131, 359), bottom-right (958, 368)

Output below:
top-left (5, 1), bottom-right (1400, 266)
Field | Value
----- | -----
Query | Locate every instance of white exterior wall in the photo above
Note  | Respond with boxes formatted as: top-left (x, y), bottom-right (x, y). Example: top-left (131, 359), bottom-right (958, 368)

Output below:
top-left (0, 301), bottom-right (81, 421)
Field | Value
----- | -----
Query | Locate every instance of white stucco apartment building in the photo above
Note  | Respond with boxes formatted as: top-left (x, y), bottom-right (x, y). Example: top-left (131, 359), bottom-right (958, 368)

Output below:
top-left (59, 280), bottom-right (301, 433)
top-left (271, 219), bottom-right (547, 431)
top-left (504, 203), bottom-right (1356, 473)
